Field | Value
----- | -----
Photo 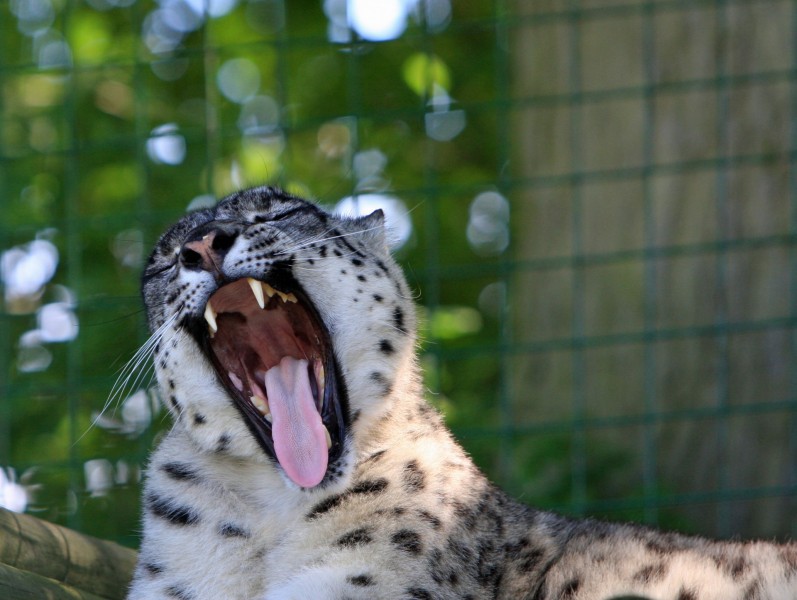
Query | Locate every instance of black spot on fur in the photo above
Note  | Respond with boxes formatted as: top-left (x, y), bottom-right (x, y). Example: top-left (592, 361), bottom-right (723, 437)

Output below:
top-left (337, 527), bottom-right (373, 548)
top-left (347, 574), bottom-right (375, 587)
top-left (560, 578), bottom-right (581, 599)
top-left (402, 460), bottom-right (426, 493)
top-left (780, 546), bottom-right (797, 576)
top-left (169, 396), bottom-right (181, 412)
top-left (351, 478), bottom-right (389, 495)
top-left (447, 536), bottom-right (474, 564)
top-left (161, 462), bottom-right (200, 482)
top-left (405, 588), bottom-right (433, 600)
top-left (143, 561), bottom-right (164, 576)
top-left (219, 523), bottom-right (250, 538)
top-left (146, 493), bottom-right (199, 526)
top-left (417, 510), bottom-right (442, 529)
top-left (168, 379), bottom-right (175, 390)
top-left (216, 434), bottom-right (230, 453)
top-left (634, 562), bottom-right (668, 584)
top-left (370, 371), bottom-right (392, 396)
top-left (357, 274), bottom-right (367, 282)
top-left (518, 549), bottom-right (544, 573)
top-left (379, 339), bottom-right (395, 355)
top-left (306, 494), bottom-right (345, 519)
top-left (165, 585), bottom-right (193, 599)
top-left (743, 579), bottom-right (762, 600)
top-left (375, 259), bottom-right (389, 275)
top-left (373, 294), bottom-right (383, 302)
top-left (392, 529), bottom-right (423, 555)
top-left (646, 533), bottom-right (679, 555)
top-left (676, 588), bottom-right (698, 600)
top-left (351, 258), bottom-right (363, 266)
top-left (713, 553), bottom-right (749, 581)
top-left (393, 306), bottom-right (406, 333)
top-left (193, 413), bottom-right (206, 425)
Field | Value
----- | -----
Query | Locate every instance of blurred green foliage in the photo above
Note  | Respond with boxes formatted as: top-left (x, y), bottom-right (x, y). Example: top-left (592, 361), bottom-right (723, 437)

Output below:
top-left (0, 0), bottom-right (528, 547)
top-left (2, 0), bottom-right (796, 549)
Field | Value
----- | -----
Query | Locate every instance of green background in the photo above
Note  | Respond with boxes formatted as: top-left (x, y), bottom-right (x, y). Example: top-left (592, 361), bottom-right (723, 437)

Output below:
top-left (1, 0), bottom-right (796, 548)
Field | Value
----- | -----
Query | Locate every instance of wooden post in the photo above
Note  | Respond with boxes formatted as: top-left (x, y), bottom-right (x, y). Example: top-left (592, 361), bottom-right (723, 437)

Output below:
top-left (0, 507), bottom-right (137, 600)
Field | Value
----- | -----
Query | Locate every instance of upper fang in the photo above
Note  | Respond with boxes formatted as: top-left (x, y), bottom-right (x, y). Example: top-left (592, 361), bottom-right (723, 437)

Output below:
top-left (248, 277), bottom-right (265, 309)
top-left (204, 301), bottom-right (218, 334)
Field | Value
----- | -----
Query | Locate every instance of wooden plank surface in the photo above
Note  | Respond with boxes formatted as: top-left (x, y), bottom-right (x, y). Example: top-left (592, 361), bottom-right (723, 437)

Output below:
top-left (0, 507), bottom-right (136, 599)
top-left (0, 562), bottom-right (110, 600)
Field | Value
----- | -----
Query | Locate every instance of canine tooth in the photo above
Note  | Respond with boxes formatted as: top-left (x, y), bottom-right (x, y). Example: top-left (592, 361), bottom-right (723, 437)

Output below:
top-left (228, 372), bottom-right (244, 392)
top-left (204, 302), bottom-right (218, 334)
top-left (324, 425), bottom-right (332, 449)
top-left (262, 283), bottom-right (276, 298)
top-left (248, 277), bottom-right (265, 309)
top-left (314, 362), bottom-right (325, 409)
top-left (250, 394), bottom-right (270, 417)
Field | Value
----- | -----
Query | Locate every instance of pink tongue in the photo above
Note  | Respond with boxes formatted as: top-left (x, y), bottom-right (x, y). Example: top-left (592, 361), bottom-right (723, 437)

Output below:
top-left (264, 356), bottom-right (328, 488)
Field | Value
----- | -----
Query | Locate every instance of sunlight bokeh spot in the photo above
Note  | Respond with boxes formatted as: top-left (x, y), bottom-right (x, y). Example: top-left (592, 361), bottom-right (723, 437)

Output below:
top-left (348, 0), bottom-right (407, 41)
top-left (217, 58), bottom-right (261, 104)
top-left (335, 194), bottom-right (412, 250)
top-left (146, 123), bottom-right (186, 165)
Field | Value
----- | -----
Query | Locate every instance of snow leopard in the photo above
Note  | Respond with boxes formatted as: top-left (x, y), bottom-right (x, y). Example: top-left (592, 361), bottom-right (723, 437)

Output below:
top-left (127, 186), bottom-right (797, 600)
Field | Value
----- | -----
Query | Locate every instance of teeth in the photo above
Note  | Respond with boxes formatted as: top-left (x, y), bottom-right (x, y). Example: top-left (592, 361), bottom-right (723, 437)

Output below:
top-left (256, 281), bottom-right (297, 304)
top-left (250, 394), bottom-right (271, 419)
top-left (204, 301), bottom-right (218, 335)
top-left (324, 425), bottom-right (332, 449)
top-left (248, 277), bottom-right (265, 309)
top-left (314, 361), bottom-right (325, 410)
top-left (228, 372), bottom-right (244, 392)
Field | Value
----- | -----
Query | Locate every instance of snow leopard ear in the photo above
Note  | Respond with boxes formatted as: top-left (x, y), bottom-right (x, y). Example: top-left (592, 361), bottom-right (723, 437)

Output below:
top-left (351, 209), bottom-right (387, 251)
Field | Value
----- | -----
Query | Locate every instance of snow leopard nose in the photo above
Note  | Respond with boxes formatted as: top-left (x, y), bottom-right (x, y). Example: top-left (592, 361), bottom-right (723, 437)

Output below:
top-left (180, 221), bottom-right (241, 274)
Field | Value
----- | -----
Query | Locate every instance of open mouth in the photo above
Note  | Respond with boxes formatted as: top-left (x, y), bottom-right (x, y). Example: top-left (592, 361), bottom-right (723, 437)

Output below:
top-left (192, 277), bottom-right (346, 488)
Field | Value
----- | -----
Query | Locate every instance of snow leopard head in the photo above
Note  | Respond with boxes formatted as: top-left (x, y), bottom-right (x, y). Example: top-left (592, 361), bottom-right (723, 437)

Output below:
top-left (142, 187), bottom-right (416, 489)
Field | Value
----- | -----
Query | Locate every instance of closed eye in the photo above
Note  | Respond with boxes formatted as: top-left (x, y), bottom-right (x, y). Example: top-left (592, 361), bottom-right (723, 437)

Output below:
top-left (254, 206), bottom-right (316, 224)
top-left (142, 261), bottom-right (175, 283)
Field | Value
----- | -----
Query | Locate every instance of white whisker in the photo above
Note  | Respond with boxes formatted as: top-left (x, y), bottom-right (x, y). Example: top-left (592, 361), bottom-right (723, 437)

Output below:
top-left (276, 224), bottom-right (384, 256)
top-left (74, 312), bottom-right (179, 445)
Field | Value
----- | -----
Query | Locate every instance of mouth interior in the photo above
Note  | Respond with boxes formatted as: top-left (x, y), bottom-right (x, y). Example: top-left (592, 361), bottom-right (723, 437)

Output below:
top-left (204, 278), bottom-right (342, 488)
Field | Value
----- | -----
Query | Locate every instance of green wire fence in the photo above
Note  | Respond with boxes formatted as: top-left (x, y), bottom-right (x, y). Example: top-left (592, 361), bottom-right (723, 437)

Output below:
top-left (0, 0), bottom-right (795, 548)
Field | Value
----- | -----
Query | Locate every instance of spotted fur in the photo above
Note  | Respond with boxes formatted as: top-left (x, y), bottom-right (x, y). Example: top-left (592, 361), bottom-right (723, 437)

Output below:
top-left (128, 187), bottom-right (797, 599)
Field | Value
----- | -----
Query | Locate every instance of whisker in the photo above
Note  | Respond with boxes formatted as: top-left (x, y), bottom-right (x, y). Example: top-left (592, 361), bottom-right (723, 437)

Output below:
top-left (276, 224), bottom-right (385, 256)
top-left (74, 312), bottom-right (179, 445)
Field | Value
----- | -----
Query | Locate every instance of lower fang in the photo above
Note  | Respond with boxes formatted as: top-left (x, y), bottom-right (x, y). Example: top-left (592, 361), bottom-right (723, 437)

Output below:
top-left (229, 372), bottom-right (244, 392)
top-left (314, 361), bottom-right (325, 409)
top-left (250, 394), bottom-right (270, 417)
top-left (324, 425), bottom-right (332, 449)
